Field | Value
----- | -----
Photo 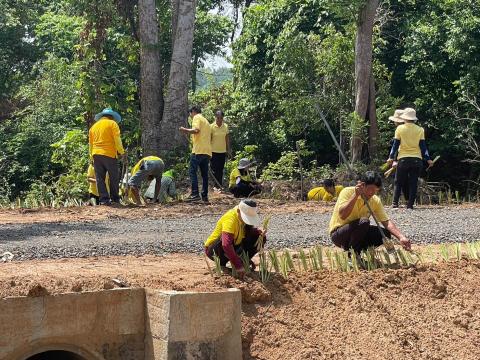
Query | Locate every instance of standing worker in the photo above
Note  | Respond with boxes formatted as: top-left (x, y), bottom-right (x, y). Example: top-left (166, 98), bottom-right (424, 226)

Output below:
top-left (128, 156), bottom-right (164, 205)
top-left (387, 109), bottom-right (409, 205)
top-left (387, 108), bottom-right (433, 209)
top-left (210, 110), bottom-right (231, 189)
top-left (307, 179), bottom-right (344, 202)
top-left (179, 105), bottom-right (212, 203)
top-left (329, 171), bottom-right (411, 254)
top-left (88, 108), bottom-right (125, 205)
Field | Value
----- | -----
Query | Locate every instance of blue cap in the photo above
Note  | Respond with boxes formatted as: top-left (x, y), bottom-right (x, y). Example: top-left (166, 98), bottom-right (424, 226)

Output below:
top-left (94, 108), bottom-right (122, 123)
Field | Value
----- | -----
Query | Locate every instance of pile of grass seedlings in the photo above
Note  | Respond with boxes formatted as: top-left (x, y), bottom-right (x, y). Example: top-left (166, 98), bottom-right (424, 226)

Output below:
top-left (210, 241), bottom-right (480, 284)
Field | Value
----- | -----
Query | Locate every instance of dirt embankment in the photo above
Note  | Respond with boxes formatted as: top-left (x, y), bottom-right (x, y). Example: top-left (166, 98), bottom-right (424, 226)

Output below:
top-left (1, 256), bottom-right (479, 360)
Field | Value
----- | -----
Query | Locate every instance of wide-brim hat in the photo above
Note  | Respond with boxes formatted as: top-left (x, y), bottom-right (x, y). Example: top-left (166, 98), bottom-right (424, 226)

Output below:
top-left (238, 200), bottom-right (261, 227)
top-left (94, 108), bottom-right (122, 123)
top-left (398, 107), bottom-right (418, 121)
top-left (388, 109), bottom-right (405, 123)
top-left (237, 158), bottom-right (252, 170)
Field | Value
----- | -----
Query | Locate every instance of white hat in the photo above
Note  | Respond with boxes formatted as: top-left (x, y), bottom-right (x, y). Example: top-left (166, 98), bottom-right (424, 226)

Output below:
top-left (238, 200), bottom-right (261, 227)
top-left (398, 107), bottom-right (418, 121)
top-left (388, 109), bottom-right (405, 123)
top-left (237, 158), bottom-right (252, 170)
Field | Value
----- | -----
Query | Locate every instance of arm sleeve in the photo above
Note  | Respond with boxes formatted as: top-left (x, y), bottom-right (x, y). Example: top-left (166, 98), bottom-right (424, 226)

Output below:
top-left (113, 123), bottom-right (125, 155)
top-left (88, 130), bottom-right (93, 157)
top-left (389, 139), bottom-right (400, 160)
top-left (419, 140), bottom-right (431, 161)
top-left (221, 232), bottom-right (243, 270)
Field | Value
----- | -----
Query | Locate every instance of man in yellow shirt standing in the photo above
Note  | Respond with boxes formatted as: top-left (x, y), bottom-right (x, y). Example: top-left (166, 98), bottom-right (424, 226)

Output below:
top-left (386, 108), bottom-right (433, 209)
top-left (329, 171), bottom-right (411, 255)
top-left (179, 105), bottom-right (212, 203)
top-left (210, 110), bottom-right (230, 189)
top-left (88, 108), bottom-right (125, 205)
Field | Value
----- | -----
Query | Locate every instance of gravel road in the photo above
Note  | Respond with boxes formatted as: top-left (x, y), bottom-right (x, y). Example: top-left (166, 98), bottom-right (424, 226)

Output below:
top-left (1, 207), bottom-right (479, 260)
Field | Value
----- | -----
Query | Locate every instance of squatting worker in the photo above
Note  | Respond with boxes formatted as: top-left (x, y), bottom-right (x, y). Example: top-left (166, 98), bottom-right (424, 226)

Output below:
top-left (307, 179), bottom-right (344, 202)
top-left (329, 171), bottom-right (411, 254)
top-left (144, 169), bottom-right (177, 203)
top-left (87, 163), bottom-right (109, 205)
top-left (387, 109), bottom-right (409, 204)
top-left (128, 156), bottom-right (164, 205)
top-left (205, 199), bottom-right (266, 279)
top-left (229, 158), bottom-right (262, 198)
top-left (210, 110), bottom-right (231, 189)
top-left (179, 105), bottom-right (212, 203)
top-left (387, 108), bottom-right (433, 209)
top-left (88, 108), bottom-right (125, 205)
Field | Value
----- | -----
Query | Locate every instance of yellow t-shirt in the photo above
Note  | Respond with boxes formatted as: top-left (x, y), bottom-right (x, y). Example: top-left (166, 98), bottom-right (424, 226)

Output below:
top-left (229, 168), bottom-right (253, 188)
top-left (210, 122), bottom-right (229, 153)
top-left (205, 206), bottom-right (245, 247)
top-left (328, 187), bottom-right (389, 233)
top-left (394, 123), bottom-right (425, 159)
top-left (87, 164), bottom-right (109, 196)
top-left (307, 185), bottom-right (344, 201)
top-left (131, 156), bottom-right (162, 176)
top-left (89, 117), bottom-right (125, 158)
top-left (191, 114), bottom-right (212, 156)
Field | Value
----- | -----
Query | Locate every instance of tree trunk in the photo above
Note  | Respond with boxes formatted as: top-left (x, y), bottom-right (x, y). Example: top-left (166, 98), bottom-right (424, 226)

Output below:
top-left (139, 0), bottom-right (164, 156)
top-left (367, 73), bottom-right (378, 159)
top-left (160, 0), bottom-right (196, 157)
top-left (191, 54), bottom-right (199, 92)
top-left (351, 0), bottom-right (379, 164)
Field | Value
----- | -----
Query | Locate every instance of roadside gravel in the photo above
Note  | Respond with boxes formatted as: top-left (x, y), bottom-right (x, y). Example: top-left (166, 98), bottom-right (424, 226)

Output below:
top-left (1, 207), bottom-right (479, 261)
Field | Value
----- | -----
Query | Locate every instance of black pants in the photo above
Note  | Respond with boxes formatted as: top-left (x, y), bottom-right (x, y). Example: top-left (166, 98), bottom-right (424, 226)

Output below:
top-left (230, 181), bottom-right (262, 198)
top-left (394, 157), bottom-right (422, 208)
top-left (205, 227), bottom-right (264, 266)
top-left (331, 218), bottom-right (391, 254)
top-left (93, 154), bottom-right (120, 203)
top-left (210, 152), bottom-right (226, 187)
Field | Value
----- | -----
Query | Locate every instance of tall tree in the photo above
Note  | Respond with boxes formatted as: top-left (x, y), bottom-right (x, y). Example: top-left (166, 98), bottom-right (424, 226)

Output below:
top-left (160, 0), bottom-right (197, 157)
top-left (139, 0), bottom-right (163, 156)
top-left (351, 0), bottom-right (379, 163)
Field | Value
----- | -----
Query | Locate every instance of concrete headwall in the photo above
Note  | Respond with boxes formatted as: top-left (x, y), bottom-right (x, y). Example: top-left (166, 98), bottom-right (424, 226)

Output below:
top-left (0, 288), bottom-right (242, 360)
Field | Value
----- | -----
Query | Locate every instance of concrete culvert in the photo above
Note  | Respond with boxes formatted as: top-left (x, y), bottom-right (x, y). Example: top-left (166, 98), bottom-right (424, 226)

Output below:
top-left (26, 350), bottom-right (86, 360)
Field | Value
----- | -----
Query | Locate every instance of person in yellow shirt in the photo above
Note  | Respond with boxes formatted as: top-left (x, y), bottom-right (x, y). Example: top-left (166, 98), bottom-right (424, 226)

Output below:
top-left (86, 164), bottom-right (110, 205)
top-left (210, 110), bottom-right (230, 189)
top-left (307, 179), bottom-right (344, 202)
top-left (386, 108), bottom-right (433, 209)
top-left (127, 156), bottom-right (164, 205)
top-left (88, 108), bottom-right (125, 205)
top-left (205, 199), bottom-right (266, 278)
top-left (179, 105), bottom-right (212, 203)
top-left (229, 158), bottom-right (262, 198)
top-left (329, 171), bottom-right (411, 255)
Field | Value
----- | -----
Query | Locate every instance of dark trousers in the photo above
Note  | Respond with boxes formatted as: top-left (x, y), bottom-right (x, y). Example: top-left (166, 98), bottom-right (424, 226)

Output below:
top-left (230, 181), bottom-right (261, 198)
top-left (331, 218), bottom-right (391, 254)
top-left (205, 227), bottom-right (264, 266)
top-left (394, 157), bottom-right (422, 208)
top-left (92, 154), bottom-right (119, 203)
top-left (189, 154), bottom-right (210, 199)
top-left (210, 152), bottom-right (226, 187)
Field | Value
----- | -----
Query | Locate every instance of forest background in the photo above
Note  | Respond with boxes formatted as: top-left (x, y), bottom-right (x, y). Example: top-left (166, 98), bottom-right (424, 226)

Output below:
top-left (1, 0), bottom-right (479, 205)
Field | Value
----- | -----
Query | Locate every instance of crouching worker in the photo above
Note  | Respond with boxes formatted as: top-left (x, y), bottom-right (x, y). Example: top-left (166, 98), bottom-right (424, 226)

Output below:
top-left (144, 169), bottom-right (177, 203)
top-left (328, 171), bottom-right (411, 255)
top-left (307, 179), bottom-right (344, 202)
top-left (205, 199), bottom-right (266, 278)
top-left (128, 156), bottom-right (164, 205)
top-left (87, 163), bottom-right (109, 205)
top-left (229, 158), bottom-right (262, 198)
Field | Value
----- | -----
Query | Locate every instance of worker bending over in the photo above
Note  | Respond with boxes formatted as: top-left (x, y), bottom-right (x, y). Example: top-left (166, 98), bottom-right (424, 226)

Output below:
top-left (329, 171), bottom-right (411, 254)
top-left (229, 158), bottom-right (262, 198)
top-left (205, 199), bottom-right (266, 278)
top-left (128, 156), bottom-right (164, 205)
top-left (307, 179), bottom-right (344, 202)
top-left (144, 169), bottom-right (177, 203)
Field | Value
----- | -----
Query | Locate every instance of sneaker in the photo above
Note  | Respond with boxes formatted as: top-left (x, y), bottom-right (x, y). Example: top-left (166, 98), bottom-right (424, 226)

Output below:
top-left (406, 206), bottom-right (414, 211)
top-left (391, 204), bottom-right (399, 209)
top-left (202, 197), bottom-right (211, 205)
top-left (185, 194), bottom-right (201, 202)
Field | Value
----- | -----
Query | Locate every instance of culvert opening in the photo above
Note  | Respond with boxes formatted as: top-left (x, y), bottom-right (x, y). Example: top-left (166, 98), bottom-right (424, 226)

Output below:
top-left (26, 350), bottom-right (86, 360)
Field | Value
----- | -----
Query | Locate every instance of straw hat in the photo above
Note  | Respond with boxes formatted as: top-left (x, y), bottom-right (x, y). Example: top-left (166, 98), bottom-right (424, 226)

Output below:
top-left (388, 109), bottom-right (405, 123)
top-left (398, 107), bottom-right (418, 121)
top-left (238, 199), bottom-right (260, 227)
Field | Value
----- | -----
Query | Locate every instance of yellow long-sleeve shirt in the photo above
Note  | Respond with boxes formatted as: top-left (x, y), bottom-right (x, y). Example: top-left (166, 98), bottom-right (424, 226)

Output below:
top-left (89, 117), bottom-right (124, 158)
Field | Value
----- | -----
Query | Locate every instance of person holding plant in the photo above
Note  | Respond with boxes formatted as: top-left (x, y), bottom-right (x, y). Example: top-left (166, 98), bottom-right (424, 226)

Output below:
top-left (127, 156), bottom-right (164, 205)
top-left (210, 110), bottom-right (231, 189)
top-left (386, 108), bottom-right (433, 209)
top-left (307, 179), bottom-right (344, 202)
top-left (329, 171), bottom-right (411, 254)
top-left (229, 158), bottom-right (262, 198)
top-left (88, 108), bottom-right (125, 205)
top-left (205, 199), bottom-right (266, 278)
